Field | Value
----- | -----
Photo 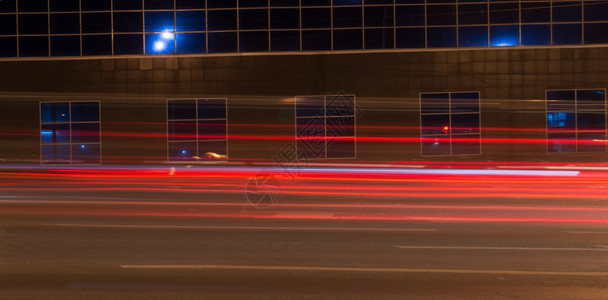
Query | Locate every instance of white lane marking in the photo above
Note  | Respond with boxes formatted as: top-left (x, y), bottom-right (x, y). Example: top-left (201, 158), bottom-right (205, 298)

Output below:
top-left (119, 264), bottom-right (608, 276)
top-left (566, 231), bottom-right (608, 234)
top-left (44, 223), bottom-right (436, 232)
top-left (395, 246), bottom-right (608, 251)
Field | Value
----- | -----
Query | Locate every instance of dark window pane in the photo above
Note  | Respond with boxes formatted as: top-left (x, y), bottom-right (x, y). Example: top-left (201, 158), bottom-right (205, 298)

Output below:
top-left (490, 3), bottom-right (519, 24)
top-left (41, 102), bottom-right (70, 123)
top-left (270, 8), bottom-right (300, 29)
top-left (176, 11), bottom-right (206, 31)
top-left (333, 29), bottom-right (363, 50)
top-left (113, 0), bottom-right (142, 10)
top-left (198, 98), bottom-right (227, 119)
top-left (297, 117), bottom-right (326, 159)
top-left (577, 112), bottom-right (606, 130)
top-left (396, 6), bottom-right (425, 26)
top-left (240, 9), bottom-right (268, 30)
top-left (82, 0), bottom-right (111, 11)
top-left (168, 121), bottom-right (197, 140)
top-left (451, 135), bottom-right (480, 155)
top-left (334, 0), bottom-right (362, 4)
top-left (552, 24), bottom-right (582, 45)
top-left (327, 117), bottom-right (355, 137)
top-left (585, 2), bottom-right (608, 21)
top-left (72, 144), bottom-right (101, 164)
top-left (169, 142), bottom-right (197, 161)
top-left (547, 112), bottom-right (575, 130)
top-left (82, 13), bottom-right (112, 34)
top-left (302, 0), bottom-right (331, 5)
top-left (365, 28), bottom-right (394, 49)
top-left (176, 0), bottom-right (205, 9)
top-left (208, 10), bottom-right (237, 30)
top-left (83, 35), bottom-right (112, 55)
top-left (50, 13), bottom-right (80, 34)
top-left (584, 23), bottom-right (608, 44)
top-left (333, 7), bottom-right (362, 28)
top-left (458, 4), bottom-right (488, 25)
top-left (0, 37), bottom-right (17, 57)
top-left (427, 27), bottom-right (457, 48)
top-left (547, 132), bottom-right (576, 153)
top-left (50, 0), bottom-right (78, 12)
top-left (458, 26), bottom-right (488, 47)
top-left (18, 14), bottom-right (48, 34)
top-left (271, 0), bottom-right (299, 6)
top-left (578, 132), bottom-right (607, 152)
top-left (114, 34), bottom-right (144, 55)
top-left (396, 27), bottom-right (425, 48)
top-left (553, 1), bottom-right (581, 22)
top-left (72, 102), bottom-right (100, 122)
top-left (41, 124), bottom-right (70, 144)
top-left (396, 0), bottom-right (425, 4)
top-left (168, 100), bottom-right (197, 120)
top-left (546, 90), bottom-right (575, 110)
top-left (71, 123), bottom-right (100, 144)
top-left (199, 141), bottom-right (228, 160)
top-left (19, 36), bottom-right (49, 57)
top-left (421, 114), bottom-right (450, 135)
top-left (271, 30), bottom-right (300, 51)
top-left (114, 12), bottom-right (143, 33)
top-left (41, 145), bottom-right (70, 163)
top-left (296, 96), bottom-right (325, 117)
top-left (365, 6), bottom-right (393, 27)
top-left (0, 14), bottom-right (16, 35)
top-left (521, 2), bottom-right (550, 23)
top-left (490, 25), bottom-right (519, 46)
top-left (240, 0), bottom-right (268, 7)
top-left (145, 11), bottom-right (175, 33)
top-left (366, 0), bottom-right (394, 3)
top-left (302, 30), bottom-right (331, 50)
top-left (326, 94), bottom-right (355, 116)
top-left (521, 24), bottom-right (550, 45)
top-left (207, 0), bottom-right (237, 8)
top-left (19, 0), bottom-right (47, 12)
top-left (421, 93), bottom-right (449, 114)
top-left (208, 32), bottom-right (238, 53)
top-left (51, 36), bottom-right (80, 56)
top-left (451, 92), bottom-right (479, 113)
top-left (326, 137), bottom-right (355, 158)
top-left (198, 120), bottom-right (227, 140)
top-left (302, 8), bottom-right (331, 28)
top-left (577, 89), bottom-right (605, 110)
top-left (145, 0), bottom-right (174, 9)
top-left (0, 0), bottom-right (16, 12)
top-left (421, 135), bottom-right (450, 156)
top-left (427, 5), bottom-right (457, 26)
top-left (176, 33), bottom-right (206, 54)
top-left (547, 90), bottom-right (575, 101)
top-left (451, 114), bottom-right (480, 134)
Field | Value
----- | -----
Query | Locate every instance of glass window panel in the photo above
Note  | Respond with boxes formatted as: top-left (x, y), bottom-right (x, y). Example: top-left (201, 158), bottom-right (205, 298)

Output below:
top-left (145, 0), bottom-right (174, 10)
top-left (19, 0), bottom-right (47, 12)
top-left (50, 13), bottom-right (80, 34)
top-left (240, 9), bottom-right (269, 30)
top-left (208, 32), bottom-right (238, 53)
top-left (584, 23), bottom-right (608, 44)
top-left (396, 0), bottom-right (425, 4)
top-left (19, 36), bottom-right (49, 57)
top-left (240, 31), bottom-right (269, 52)
top-left (547, 90), bottom-right (575, 101)
top-left (302, 8), bottom-right (332, 28)
top-left (458, 26), bottom-right (488, 47)
top-left (585, 2), bottom-right (608, 21)
top-left (207, 0), bottom-right (237, 8)
top-left (553, 1), bottom-right (581, 22)
top-left (548, 132), bottom-right (576, 152)
top-left (396, 27), bottom-right (425, 48)
top-left (334, 0), bottom-right (362, 4)
top-left (168, 100), bottom-right (197, 120)
top-left (71, 102), bottom-right (100, 122)
top-left (50, 0), bottom-right (78, 12)
top-left (208, 10), bottom-right (238, 31)
top-left (199, 141), bottom-right (228, 160)
top-left (0, 14), bottom-right (16, 35)
top-left (72, 144), bottom-right (101, 164)
top-left (71, 123), bottom-right (100, 143)
top-left (198, 120), bottom-right (227, 140)
top-left (333, 29), bottom-right (363, 50)
top-left (326, 94), bottom-right (355, 116)
top-left (326, 137), bottom-right (355, 158)
top-left (41, 103), bottom-right (70, 123)
top-left (452, 114), bottom-right (480, 134)
top-left (82, 0), bottom-right (111, 11)
top-left (364, 6), bottom-right (393, 27)
top-left (451, 135), bottom-right (480, 155)
top-left (145, 11), bottom-right (175, 33)
top-left (421, 114), bottom-right (450, 135)
top-left (578, 132), bottom-right (607, 152)
top-left (240, 0), bottom-right (268, 7)
top-left (302, 0), bottom-right (331, 5)
top-left (427, 27), bottom-right (457, 48)
top-left (333, 7), bottom-right (362, 28)
top-left (51, 36), bottom-right (80, 57)
top-left (176, 11), bottom-right (206, 32)
top-left (521, 24), bottom-right (550, 45)
top-left (41, 145), bottom-right (70, 163)
top-left (421, 135), bottom-right (451, 156)
top-left (366, 0), bottom-right (394, 3)
top-left (395, 5), bottom-right (425, 26)
top-left (18, 14), bottom-right (48, 34)
top-left (83, 35), bottom-right (112, 55)
top-left (577, 89), bottom-right (605, 105)
top-left (427, 5), bottom-right (457, 26)
top-left (176, 32), bottom-right (206, 54)
top-left (490, 3), bottom-right (519, 24)
top-left (490, 25), bottom-right (519, 46)
top-left (270, 9), bottom-right (300, 29)
top-left (421, 93), bottom-right (449, 114)
top-left (41, 124), bottom-right (70, 144)
top-left (0, 37), bottom-right (17, 57)
top-left (82, 13), bottom-right (112, 34)
top-left (451, 92), bottom-right (479, 113)
top-left (271, 31), bottom-right (300, 51)
top-left (271, 0), bottom-right (299, 6)
top-left (577, 112), bottom-right (606, 130)
top-left (114, 12), bottom-right (143, 33)
top-left (168, 142), bottom-right (197, 161)
top-left (176, 0), bottom-right (206, 9)
top-left (552, 24), bottom-right (582, 45)
top-left (113, 0), bottom-right (142, 10)
top-left (327, 117), bottom-right (355, 137)
top-left (168, 121), bottom-right (197, 140)
top-left (302, 30), bottom-right (331, 50)
top-left (546, 90), bottom-right (576, 110)
top-left (547, 112), bottom-right (576, 130)
top-left (365, 28), bottom-right (394, 49)
top-left (146, 33), bottom-right (176, 54)
top-left (458, 4), bottom-right (488, 25)
top-left (0, 0), bottom-right (16, 12)
top-left (297, 117), bottom-right (326, 159)
top-left (296, 96), bottom-right (325, 117)
top-left (198, 99), bottom-right (227, 119)
top-left (521, 2), bottom-right (550, 23)
top-left (114, 34), bottom-right (144, 55)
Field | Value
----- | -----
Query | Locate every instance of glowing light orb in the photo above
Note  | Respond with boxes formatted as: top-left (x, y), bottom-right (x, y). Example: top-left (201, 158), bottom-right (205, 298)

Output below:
top-left (154, 41), bottom-right (166, 51)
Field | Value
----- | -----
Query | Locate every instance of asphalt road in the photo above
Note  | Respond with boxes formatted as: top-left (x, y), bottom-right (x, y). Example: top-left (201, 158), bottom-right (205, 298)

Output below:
top-left (1, 165), bottom-right (608, 299)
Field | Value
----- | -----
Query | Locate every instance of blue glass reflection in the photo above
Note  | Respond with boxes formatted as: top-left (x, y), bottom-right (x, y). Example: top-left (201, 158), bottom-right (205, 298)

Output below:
top-left (458, 26), bottom-right (488, 47)
top-left (490, 25), bottom-right (518, 46)
top-left (521, 25), bottom-right (550, 45)
top-left (176, 33), bottom-right (205, 54)
top-left (176, 11), bottom-right (205, 31)
top-left (427, 27), bottom-right (457, 48)
top-left (146, 32), bottom-right (175, 54)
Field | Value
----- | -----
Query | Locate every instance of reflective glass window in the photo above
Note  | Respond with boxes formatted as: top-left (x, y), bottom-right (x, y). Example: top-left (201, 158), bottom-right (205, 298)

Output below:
top-left (334, 7), bottom-right (362, 28)
top-left (146, 33), bottom-right (176, 54)
top-left (113, 0), bottom-right (142, 10)
top-left (114, 12), bottom-right (143, 33)
top-left (50, 0), bottom-right (79, 12)
top-left (458, 4), bottom-right (488, 25)
top-left (239, 9), bottom-right (269, 30)
top-left (585, 23), bottom-right (608, 44)
top-left (83, 35), bottom-right (112, 55)
top-left (490, 3), bottom-right (519, 24)
top-left (334, 0), bottom-right (362, 4)
top-left (585, 2), bottom-right (608, 21)
top-left (145, 0), bottom-right (175, 10)
top-left (271, 0), bottom-right (299, 6)
top-left (396, 28), bottom-right (425, 48)
top-left (521, 24), bottom-right (550, 45)
top-left (490, 25), bottom-right (519, 46)
top-left (302, 0), bottom-right (331, 5)
top-left (0, 14), bottom-right (16, 35)
top-left (271, 31), bottom-right (300, 51)
top-left (82, 13), bottom-right (112, 34)
top-left (521, 2), bottom-right (550, 23)
top-left (19, 0), bottom-right (47, 12)
top-left (51, 36), bottom-right (80, 56)
top-left (302, 30), bottom-right (331, 50)
top-left (552, 24), bottom-right (582, 44)
top-left (240, 31), bottom-right (269, 52)
top-left (240, 0), bottom-right (268, 7)
top-left (18, 14), bottom-right (48, 34)
top-left (82, 0), bottom-right (111, 11)
top-left (458, 26), bottom-right (488, 47)
top-left (145, 11), bottom-right (175, 33)
top-left (302, 8), bottom-right (331, 28)
top-left (50, 13), bottom-right (80, 34)
top-left (334, 29), bottom-right (363, 50)
top-left (365, 28), bottom-right (394, 49)
top-left (208, 10), bottom-right (238, 31)
top-left (114, 34), bottom-right (144, 55)
top-left (176, 33), bottom-right (206, 54)
top-left (176, 0), bottom-right (206, 9)
top-left (271, 9), bottom-right (300, 29)
top-left (396, 6), bottom-right (425, 26)
top-left (208, 32), bottom-right (238, 53)
top-left (0, 0), bottom-right (16, 12)
top-left (207, 0), bottom-right (237, 8)
top-left (19, 36), bottom-right (48, 57)
top-left (176, 11), bottom-right (206, 32)
top-left (553, 1), bottom-right (582, 22)
top-left (0, 37), bottom-right (17, 57)
top-left (427, 27), bottom-right (457, 48)
top-left (427, 5), bottom-right (457, 26)
top-left (364, 6), bottom-right (393, 27)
